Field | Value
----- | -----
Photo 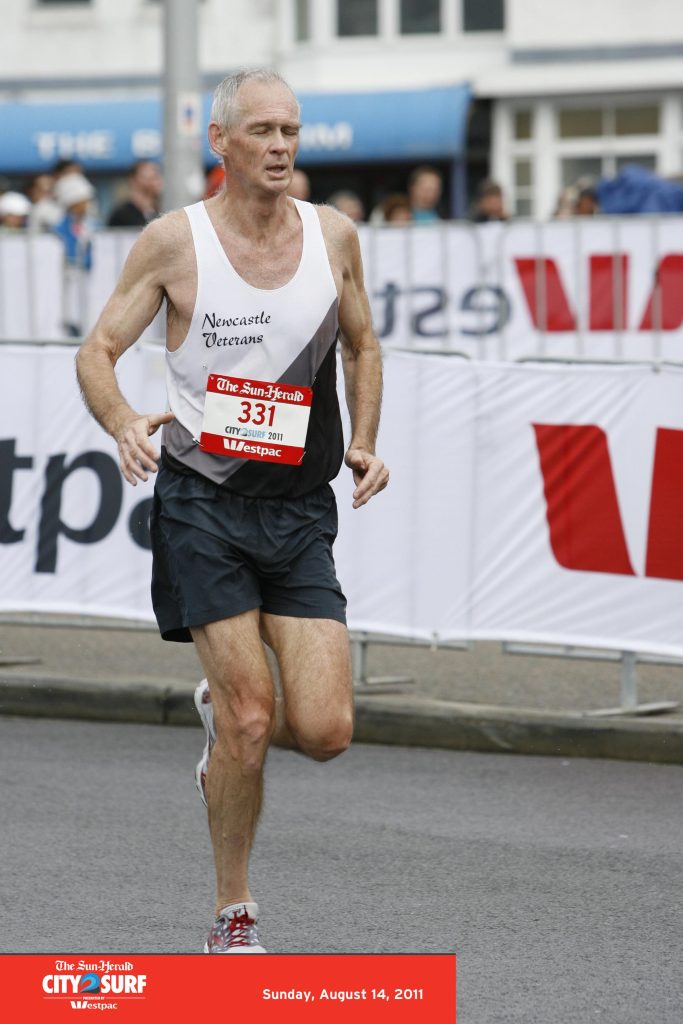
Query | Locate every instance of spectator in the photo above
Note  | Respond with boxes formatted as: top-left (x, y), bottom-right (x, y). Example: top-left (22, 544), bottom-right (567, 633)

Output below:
top-left (327, 189), bottom-right (365, 223)
top-left (108, 160), bottom-right (163, 227)
top-left (471, 179), bottom-right (509, 222)
top-left (204, 164), bottom-right (225, 200)
top-left (288, 168), bottom-right (311, 201)
top-left (381, 193), bottom-right (413, 223)
top-left (52, 159), bottom-right (83, 181)
top-left (52, 173), bottom-right (97, 336)
top-left (0, 191), bottom-right (31, 230)
top-left (408, 165), bottom-right (443, 222)
top-left (574, 186), bottom-right (599, 216)
top-left (26, 173), bottom-right (62, 230)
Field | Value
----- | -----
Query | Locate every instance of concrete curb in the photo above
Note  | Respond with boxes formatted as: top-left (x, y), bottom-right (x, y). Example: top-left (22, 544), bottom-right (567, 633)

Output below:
top-left (352, 696), bottom-right (683, 765)
top-left (2, 675), bottom-right (683, 765)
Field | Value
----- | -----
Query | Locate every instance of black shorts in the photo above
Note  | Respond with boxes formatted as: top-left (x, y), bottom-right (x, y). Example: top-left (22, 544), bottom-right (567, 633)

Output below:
top-left (150, 464), bottom-right (347, 642)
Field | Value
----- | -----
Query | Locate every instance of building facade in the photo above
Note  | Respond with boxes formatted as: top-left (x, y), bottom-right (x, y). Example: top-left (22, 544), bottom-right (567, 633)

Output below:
top-left (1, 0), bottom-right (682, 219)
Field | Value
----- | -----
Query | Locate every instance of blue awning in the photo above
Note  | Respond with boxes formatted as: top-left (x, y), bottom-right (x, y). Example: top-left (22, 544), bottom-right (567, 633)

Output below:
top-left (0, 83), bottom-right (470, 173)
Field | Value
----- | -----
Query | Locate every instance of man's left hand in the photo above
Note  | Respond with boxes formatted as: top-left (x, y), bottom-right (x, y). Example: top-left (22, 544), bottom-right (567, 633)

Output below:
top-left (344, 448), bottom-right (390, 509)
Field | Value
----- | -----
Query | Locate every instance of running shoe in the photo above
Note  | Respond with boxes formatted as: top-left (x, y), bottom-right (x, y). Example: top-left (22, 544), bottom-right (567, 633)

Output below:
top-left (194, 678), bottom-right (216, 808)
top-left (204, 901), bottom-right (267, 954)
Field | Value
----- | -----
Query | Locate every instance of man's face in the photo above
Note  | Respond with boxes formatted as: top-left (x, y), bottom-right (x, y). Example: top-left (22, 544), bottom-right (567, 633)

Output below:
top-left (134, 162), bottom-right (163, 199)
top-left (213, 81), bottom-right (301, 197)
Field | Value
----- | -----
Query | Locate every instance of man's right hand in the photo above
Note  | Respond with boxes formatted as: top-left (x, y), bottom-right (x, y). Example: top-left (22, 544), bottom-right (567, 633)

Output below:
top-left (115, 411), bottom-right (175, 485)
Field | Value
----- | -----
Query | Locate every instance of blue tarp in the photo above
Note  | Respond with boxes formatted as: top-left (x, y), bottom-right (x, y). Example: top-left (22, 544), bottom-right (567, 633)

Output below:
top-left (0, 84), bottom-right (470, 173)
top-left (597, 164), bottom-right (683, 214)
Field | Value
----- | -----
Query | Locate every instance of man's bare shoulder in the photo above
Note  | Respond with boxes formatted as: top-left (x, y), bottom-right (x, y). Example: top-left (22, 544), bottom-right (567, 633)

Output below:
top-left (316, 202), bottom-right (358, 243)
top-left (315, 203), bottom-right (361, 270)
top-left (134, 209), bottom-right (190, 259)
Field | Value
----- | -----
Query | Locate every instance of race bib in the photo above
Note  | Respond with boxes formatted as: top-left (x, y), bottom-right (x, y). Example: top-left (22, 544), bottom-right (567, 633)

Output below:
top-left (199, 374), bottom-right (312, 465)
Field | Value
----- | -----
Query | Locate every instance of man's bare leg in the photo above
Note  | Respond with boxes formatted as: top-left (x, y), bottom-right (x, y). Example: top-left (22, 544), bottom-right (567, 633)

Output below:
top-left (261, 615), bottom-right (354, 761)
top-left (191, 609), bottom-right (275, 915)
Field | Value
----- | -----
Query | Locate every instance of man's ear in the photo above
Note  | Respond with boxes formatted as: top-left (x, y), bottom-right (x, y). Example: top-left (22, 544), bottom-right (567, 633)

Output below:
top-left (208, 122), bottom-right (229, 159)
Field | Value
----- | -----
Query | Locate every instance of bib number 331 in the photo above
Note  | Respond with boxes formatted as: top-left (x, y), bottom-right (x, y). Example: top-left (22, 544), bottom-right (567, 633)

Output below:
top-left (200, 374), bottom-right (313, 465)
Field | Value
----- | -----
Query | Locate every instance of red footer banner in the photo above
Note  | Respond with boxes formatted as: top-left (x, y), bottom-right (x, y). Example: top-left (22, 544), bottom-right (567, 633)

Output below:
top-left (0, 955), bottom-right (456, 1022)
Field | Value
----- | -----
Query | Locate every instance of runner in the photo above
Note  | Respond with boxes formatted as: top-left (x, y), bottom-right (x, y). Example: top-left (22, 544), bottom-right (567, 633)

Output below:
top-left (76, 69), bottom-right (389, 954)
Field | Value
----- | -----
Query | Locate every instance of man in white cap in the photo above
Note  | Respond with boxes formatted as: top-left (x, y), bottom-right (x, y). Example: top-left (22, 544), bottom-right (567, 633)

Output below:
top-left (0, 191), bottom-right (31, 230)
top-left (53, 173), bottom-right (97, 335)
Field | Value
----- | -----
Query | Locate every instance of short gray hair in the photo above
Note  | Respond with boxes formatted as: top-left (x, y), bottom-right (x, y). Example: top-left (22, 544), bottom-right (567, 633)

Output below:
top-left (210, 69), bottom-right (300, 128)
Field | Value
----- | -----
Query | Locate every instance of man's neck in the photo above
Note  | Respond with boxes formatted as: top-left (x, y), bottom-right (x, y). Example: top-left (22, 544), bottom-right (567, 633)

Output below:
top-left (211, 187), bottom-right (293, 242)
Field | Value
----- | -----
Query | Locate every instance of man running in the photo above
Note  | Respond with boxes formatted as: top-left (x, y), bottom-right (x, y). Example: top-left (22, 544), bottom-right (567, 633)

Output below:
top-left (76, 69), bottom-right (388, 954)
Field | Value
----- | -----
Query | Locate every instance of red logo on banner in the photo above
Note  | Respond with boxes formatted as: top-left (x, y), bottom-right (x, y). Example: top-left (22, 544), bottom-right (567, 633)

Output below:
top-left (533, 424), bottom-right (683, 581)
top-left (516, 254), bottom-right (683, 332)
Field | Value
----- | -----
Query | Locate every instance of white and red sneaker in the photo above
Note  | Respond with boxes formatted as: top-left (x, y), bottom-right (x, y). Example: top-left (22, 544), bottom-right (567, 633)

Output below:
top-left (204, 902), bottom-right (267, 954)
top-left (194, 678), bottom-right (216, 808)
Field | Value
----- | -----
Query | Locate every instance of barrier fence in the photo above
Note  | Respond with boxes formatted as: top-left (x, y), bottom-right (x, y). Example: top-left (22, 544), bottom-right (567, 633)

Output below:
top-left (3, 217), bottom-right (683, 364)
top-left (1, 339), bottom-right (681, 714)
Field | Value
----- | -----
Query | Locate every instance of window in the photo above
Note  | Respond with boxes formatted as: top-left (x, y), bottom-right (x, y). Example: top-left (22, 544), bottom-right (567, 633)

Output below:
top-left (294, 0), bottom-right (310, 41)
top-left (513, 110), bottom-right (533, 141)
top-left (400, 0), bottom-right (441, 34)
top-left (514, 158), bottom-right (533, 215)
top-left (615, 154), bottom-right (657, 172)
top-left (560, 156), bottom-right (602, 189)
top-left (463, 0), bottom-right (504, 32)
top-left (337, 0), bottom-right (378, 36)
top-left (615, 106), bottom-right (659, 135)
top-left (558, 109), bottom-right (603, 138)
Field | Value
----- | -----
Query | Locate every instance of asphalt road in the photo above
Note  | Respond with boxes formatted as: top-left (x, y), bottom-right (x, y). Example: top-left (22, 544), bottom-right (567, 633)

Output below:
top-left (2, 717), bottom-right (682, 1023)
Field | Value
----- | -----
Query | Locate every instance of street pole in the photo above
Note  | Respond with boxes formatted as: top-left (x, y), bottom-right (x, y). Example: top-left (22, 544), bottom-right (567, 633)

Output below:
top-left (162, 0), bottom-right (204, 212)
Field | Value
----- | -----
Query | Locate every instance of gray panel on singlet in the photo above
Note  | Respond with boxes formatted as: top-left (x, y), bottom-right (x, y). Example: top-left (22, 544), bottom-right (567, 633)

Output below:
top-left (162, 298), bottom-right (339, 485)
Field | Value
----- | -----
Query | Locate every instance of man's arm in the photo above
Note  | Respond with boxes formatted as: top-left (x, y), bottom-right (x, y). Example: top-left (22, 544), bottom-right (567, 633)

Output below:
top-left (75, 216), bottom-right (177, 486)
top-left (324, 209), bottom-right (389, 509)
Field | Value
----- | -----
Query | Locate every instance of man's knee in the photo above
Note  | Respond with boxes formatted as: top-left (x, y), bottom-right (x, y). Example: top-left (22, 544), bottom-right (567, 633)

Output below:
top-left (216, 694), bottom-right (274, 771)
top-left (290, 711), bottom-right (354, 762)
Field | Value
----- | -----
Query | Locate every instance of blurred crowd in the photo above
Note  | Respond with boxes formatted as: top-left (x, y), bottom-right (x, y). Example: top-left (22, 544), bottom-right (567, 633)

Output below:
top-left (2, 157), bottom-right (682, 246)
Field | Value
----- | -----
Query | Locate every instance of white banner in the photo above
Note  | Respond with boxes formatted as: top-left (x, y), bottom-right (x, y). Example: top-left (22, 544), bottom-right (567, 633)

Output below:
top-left (4, 219), bottom-right (683, 363)
top-left (1, 346), bottom-right (682, 656)
top-left (359, 218), bottom-right (683, 362)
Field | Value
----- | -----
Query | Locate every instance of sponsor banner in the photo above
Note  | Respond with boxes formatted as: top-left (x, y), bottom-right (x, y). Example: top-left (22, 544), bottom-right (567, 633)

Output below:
top-left (1, 346), bottom-right (682, 656)
top-left (0, 954), bottom-right (456, 1022)
top-left (5, 219), bottom-right (683, 364)
top-left (333, 353), bottom-right (683, 656)
top-left (200, 374), bottom-right (312, 465)
top-left (359, 218), bottom-right (683, 362)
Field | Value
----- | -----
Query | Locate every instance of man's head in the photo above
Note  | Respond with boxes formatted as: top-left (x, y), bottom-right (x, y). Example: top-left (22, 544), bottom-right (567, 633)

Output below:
top-left (54, 173), bottom-right (95, 219)
top-left (129, 160), bottom-right (163, 202)
top-left (408, 166), bottom-right (443, 212)
top-left (208, 69), bottom-right (301, 198)
top-left (288, 169), bottom-right (310, 201)
top-left (475, 180), bottom-right (507, 221)
top-left (574, 187), bottom-right (598, 216)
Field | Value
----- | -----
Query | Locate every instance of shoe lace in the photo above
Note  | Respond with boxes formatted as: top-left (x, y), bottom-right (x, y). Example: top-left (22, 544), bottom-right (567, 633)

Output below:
top-left (214, 909), bottom-right (258, 948)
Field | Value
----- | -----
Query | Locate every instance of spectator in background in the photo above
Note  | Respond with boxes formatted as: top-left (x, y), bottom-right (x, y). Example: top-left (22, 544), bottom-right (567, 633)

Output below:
top-left (204, 163), bottom-right (225, 200)
top-left (52, 159), bottom-right (83, 182)
top-left (108, 160), bottom-right (163, 227)
top-left (382, 194), bottom-right (413, 223)
top-left (327, 189), bottom-right (365, 223)
top-left (26, 173), bottom-right (62, 231)
top-left (0, 191), bottom-right (31, 230)
top-left (407, 165), bottom-right (443, 222)
top-left (471, 179), bottom-right (509, 222)
top-left (574, 186), bottom-right (599, 216)
top-left (53, 173), bottom-right (98, 336)
top-left (288, 168), bottom-right (311, 201)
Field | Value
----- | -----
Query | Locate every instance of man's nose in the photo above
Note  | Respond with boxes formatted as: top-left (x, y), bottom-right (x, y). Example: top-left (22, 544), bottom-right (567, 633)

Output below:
top-left (269, 131), bottom-right (287, 152)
